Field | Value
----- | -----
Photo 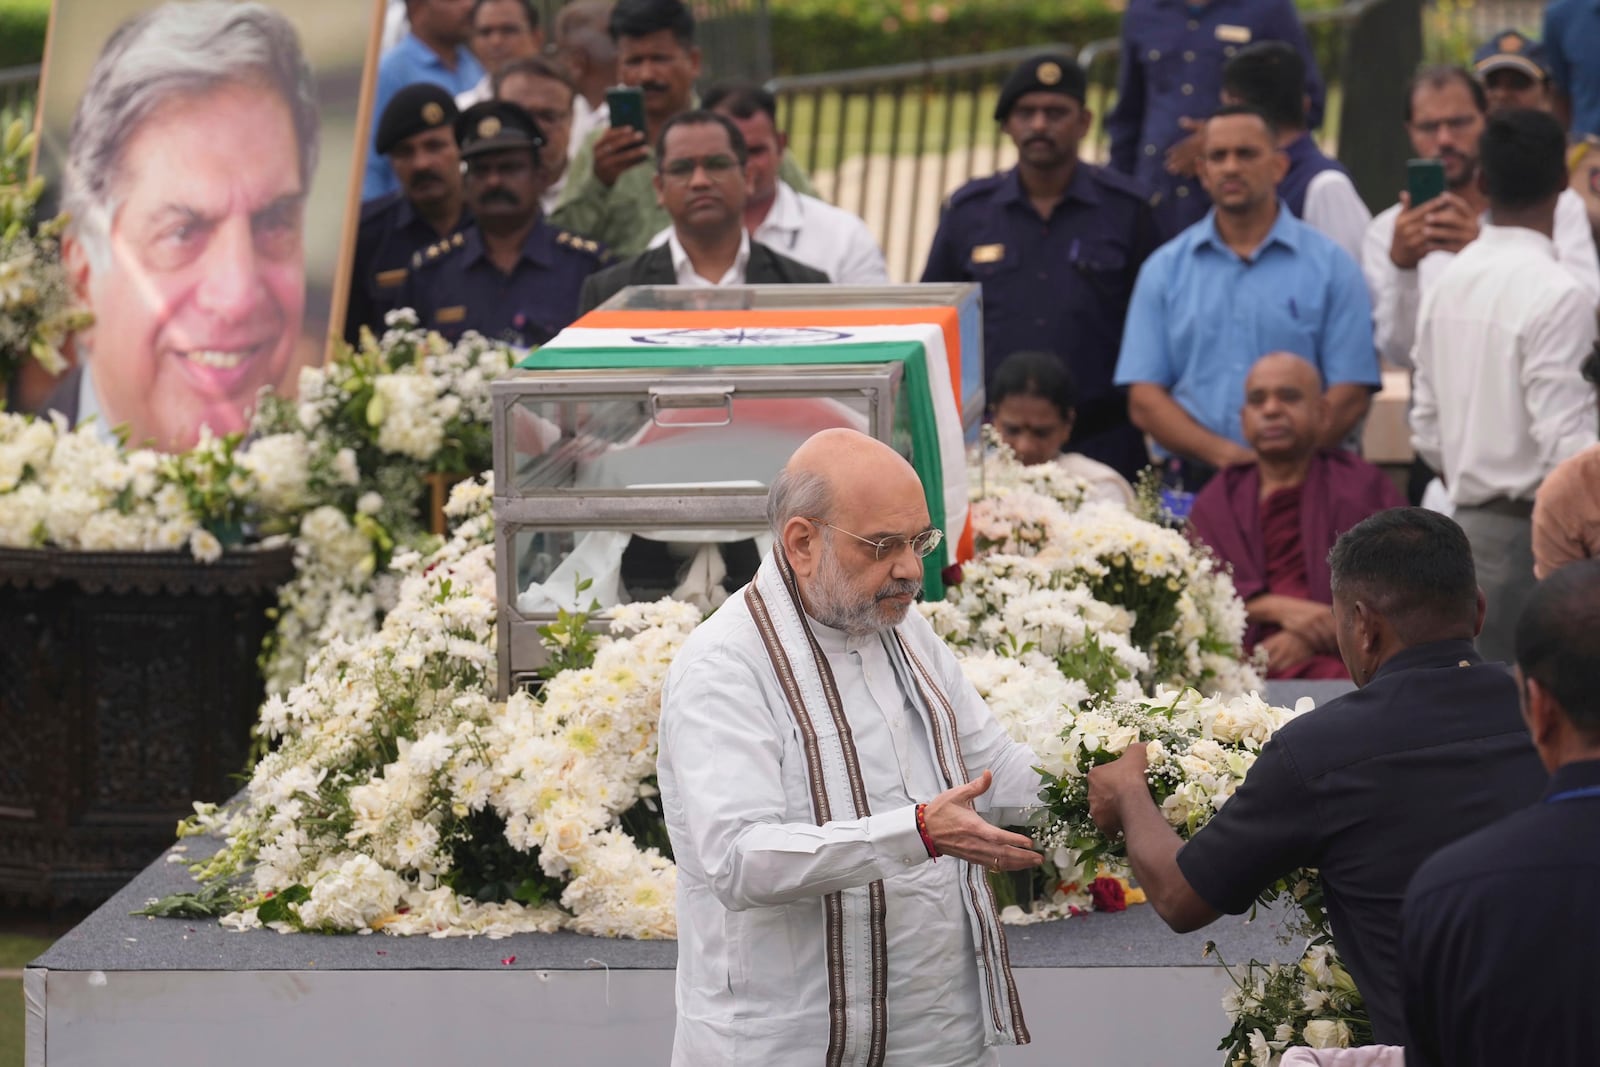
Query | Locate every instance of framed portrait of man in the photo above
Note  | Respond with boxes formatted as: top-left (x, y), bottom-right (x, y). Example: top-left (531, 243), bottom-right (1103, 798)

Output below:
top-left (31, 0), bottom-right (380, 452)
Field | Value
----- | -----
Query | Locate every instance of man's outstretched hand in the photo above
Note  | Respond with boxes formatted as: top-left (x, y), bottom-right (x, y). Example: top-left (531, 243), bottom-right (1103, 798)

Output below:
top-left (1087, 741), bottom-right (1151, 837)
top-left (922, 770), bottom-right (1042, 871)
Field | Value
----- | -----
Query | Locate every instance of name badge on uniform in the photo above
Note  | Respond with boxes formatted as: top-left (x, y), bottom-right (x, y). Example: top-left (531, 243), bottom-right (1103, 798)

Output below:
top-left (970, 243), bottom-right (1006, 264)
top-left (1215, 24), bottom-right (1252, 43)
top-left (375, 268), bottom-right (407, 289)
top-left (435, 306), bottom-right (467, 324)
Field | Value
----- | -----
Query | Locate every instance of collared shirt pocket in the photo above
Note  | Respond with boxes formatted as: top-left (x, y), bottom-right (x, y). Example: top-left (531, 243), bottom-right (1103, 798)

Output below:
top-left (1255, 287), bottom-right (1326, 358)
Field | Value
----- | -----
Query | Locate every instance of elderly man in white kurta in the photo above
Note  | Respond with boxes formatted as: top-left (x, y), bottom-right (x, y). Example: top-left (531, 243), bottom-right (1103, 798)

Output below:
top-left (657, 429), bottom-right (1045, 1066)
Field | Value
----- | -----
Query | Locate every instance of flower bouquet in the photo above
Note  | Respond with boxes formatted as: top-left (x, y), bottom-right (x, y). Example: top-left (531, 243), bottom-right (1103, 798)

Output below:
top-left (1034, 687), bottom-right (1309, 888)
top-left (0, 107), bottom-right (91, 397)
top-left (1216, 935), bottom-right (1372, 1066)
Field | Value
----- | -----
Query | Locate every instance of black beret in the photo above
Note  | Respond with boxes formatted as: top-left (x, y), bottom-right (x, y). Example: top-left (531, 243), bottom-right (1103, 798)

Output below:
top-left (456, 99), bottom-right (547, 161)
top-left (375, 83), bottom-right (460, 156)
top-left (994, 55), bottom-right (1088, 121)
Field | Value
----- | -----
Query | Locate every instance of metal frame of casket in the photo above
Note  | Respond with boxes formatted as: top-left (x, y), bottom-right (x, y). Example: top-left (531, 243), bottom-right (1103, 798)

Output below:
top-left (491, 362), bottom-right (919, 696)
top-left (491, 295), bottom-right (973, 696)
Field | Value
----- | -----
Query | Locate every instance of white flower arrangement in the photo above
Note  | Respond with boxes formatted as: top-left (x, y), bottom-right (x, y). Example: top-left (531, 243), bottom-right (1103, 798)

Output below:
top-left (0, 412), bottom-right (267, 560)
top-left (156, 478), bottom-right (688, 940)
top-left (933, 445), bottom-right (1261, 700)
top-left (250, 311), bottom-right (516, 694)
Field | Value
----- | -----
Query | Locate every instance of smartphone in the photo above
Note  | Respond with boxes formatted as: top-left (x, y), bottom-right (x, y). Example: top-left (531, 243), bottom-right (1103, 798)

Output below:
top-left (1407, 158), bottom-right (1447, 208)
top-left (606, 85), bottom-right (647, 137)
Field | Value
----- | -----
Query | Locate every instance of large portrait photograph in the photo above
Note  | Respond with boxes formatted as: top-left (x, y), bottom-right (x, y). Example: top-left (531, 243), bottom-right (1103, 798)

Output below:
top-left (31, 0), bottom-right (379, 451)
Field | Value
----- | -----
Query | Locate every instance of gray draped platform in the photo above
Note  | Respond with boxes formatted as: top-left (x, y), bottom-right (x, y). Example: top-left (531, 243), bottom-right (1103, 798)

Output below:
top-left (24, 680), bottom-right (1354, 1067)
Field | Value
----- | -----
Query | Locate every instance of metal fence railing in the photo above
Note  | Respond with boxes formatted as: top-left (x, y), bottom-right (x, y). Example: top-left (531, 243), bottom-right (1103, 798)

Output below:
top-left (0, 64), bottom-right (40, 116)
top-left (771, 0), bottom-right (1393, 281)
top-left (770, 44), bottom-right (1076, 283)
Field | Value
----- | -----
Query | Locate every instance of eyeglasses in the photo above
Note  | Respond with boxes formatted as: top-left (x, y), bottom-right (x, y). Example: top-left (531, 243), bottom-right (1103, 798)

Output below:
top-left (807, 518), bottom-right (944, 561)
top-left (1408, 115), bottom-right (1478, 137)
top-left (660, 154), bottom-right (740, 181)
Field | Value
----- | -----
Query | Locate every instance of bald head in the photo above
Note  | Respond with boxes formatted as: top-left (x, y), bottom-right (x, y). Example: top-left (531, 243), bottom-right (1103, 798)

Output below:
top-left (1246, 352), bottom-right (1321, 393)
top-left (1241, 351), bottom-right (1327, 459)
top-left (787, 428), bottom-right (920, 513)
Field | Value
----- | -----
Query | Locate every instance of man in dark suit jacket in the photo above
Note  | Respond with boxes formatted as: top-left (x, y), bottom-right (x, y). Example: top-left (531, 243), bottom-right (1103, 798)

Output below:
top-left (578, 110), bottom-right (827, 313)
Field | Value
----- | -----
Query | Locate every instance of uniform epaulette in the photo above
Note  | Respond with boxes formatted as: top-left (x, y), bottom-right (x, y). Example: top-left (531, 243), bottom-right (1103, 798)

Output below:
top-left (412, 235), bottom-right (466, 269)
top-left (556, 229), bottom-right (605, 258)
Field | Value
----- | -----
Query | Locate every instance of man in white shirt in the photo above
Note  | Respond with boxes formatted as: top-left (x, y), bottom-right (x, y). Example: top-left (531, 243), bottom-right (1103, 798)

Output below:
top-left (454, 0), bottom-right (543, 108)
top-left (698, 82), bottom-right (889, 285)
top-left (578, 110), bottom-right (826, 312)
top-left (658, 428), bottom-right (1041, 1066)
top-left (1220, 41), bottom-right (1370, 263)
top-left (1411, 107), bottom-right (1599, 662)
top-left (1363, 66), bottom-right (1599, 372)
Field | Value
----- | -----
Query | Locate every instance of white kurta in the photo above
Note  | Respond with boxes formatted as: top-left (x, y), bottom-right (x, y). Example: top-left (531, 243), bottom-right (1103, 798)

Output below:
top-left (657, 594), bottom-right (1041, 1066)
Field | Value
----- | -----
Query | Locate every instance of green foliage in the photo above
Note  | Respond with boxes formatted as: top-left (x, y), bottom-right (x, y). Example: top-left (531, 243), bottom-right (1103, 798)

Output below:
top-left (769, 0), bottom-right (1351, 76)
top-left (134, 880), bottom-right (245, 919)
top-left (771, 0), bottom-right (1122, 75)
top-left (254, 884), bottom-right (312, 927)
top-left (0, 0), bottom-right (49, 69)
top-left (441, 808), bottom-right (564, 906)
top-left (536, 576), bottom-right (602, 679)
top-left (1422, 0), bottom-right (1488, 66)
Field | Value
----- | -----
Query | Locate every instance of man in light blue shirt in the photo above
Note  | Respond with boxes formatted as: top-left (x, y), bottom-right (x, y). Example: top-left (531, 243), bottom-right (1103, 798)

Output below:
top-left (1115, 104), bottom-right (1378, 488)
top-left (364, 0), bottom-right (486, 201)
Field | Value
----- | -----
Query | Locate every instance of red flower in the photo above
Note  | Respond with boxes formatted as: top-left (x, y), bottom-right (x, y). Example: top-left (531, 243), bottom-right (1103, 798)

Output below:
top-left (941, 563), bottom-right (964, 587)
top-left (1089, 876), bottom-right (1127, 913)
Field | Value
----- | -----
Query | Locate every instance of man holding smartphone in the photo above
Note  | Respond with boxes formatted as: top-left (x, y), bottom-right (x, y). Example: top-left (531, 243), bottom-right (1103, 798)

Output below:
top-left (552, 0), bottom-right (814, 258)
top-left (1362, 66), bottom-right (1599, 374)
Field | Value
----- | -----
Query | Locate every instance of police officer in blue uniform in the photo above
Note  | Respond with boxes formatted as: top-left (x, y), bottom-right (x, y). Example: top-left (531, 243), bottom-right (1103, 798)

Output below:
top-left (346, 83), bottom-right (474, 346)
top-left (400, 99), bottom-right (609, 347)
top-left (1106, 0), bottom-right (1325, 235)
top-left (921, 55), bottom-right (1161, 480)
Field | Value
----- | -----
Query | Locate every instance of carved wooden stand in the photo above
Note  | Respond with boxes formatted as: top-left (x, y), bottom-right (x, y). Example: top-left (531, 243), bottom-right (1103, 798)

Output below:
top-left (0, 545), bottom-right (295, 907)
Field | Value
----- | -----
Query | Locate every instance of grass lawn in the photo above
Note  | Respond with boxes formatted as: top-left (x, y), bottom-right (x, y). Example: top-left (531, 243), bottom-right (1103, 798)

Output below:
top-left (1, 932), bottom-right (59, 1067)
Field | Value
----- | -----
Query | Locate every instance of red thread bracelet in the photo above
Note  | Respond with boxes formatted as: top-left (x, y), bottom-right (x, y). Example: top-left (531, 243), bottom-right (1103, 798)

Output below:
top-left (915, 803), bottom-right (939, 859)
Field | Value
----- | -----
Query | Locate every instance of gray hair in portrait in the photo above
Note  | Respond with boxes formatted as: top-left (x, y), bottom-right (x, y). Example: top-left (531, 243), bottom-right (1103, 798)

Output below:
top-left (61, 0), bottom-right (321, 267)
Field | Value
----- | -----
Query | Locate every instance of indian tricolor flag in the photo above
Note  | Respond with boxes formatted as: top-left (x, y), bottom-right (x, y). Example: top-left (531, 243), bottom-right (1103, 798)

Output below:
top-left (523, 310), bottom-right (972, 594)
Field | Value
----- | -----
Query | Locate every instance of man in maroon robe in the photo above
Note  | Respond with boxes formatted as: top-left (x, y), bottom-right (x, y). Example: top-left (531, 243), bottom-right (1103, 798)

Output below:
top-left (1189, 352), bottom-right (1405, 678)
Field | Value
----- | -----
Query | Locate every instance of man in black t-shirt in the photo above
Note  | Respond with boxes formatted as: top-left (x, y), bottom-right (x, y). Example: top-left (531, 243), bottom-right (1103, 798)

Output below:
top-left (1087, 507), bottom-right (1547, 1046)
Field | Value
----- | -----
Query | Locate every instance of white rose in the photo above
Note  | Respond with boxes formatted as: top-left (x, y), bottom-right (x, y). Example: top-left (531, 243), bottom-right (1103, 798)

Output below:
top-left (1302, 1020), bottom-right (1352, 1049)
